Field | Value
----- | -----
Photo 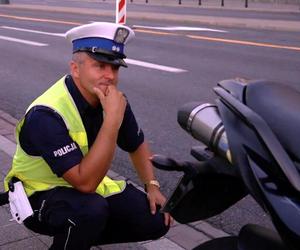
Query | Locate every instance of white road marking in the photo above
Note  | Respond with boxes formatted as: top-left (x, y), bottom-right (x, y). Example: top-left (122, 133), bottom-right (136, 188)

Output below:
top-left (0, 26), bottom-right (65, 37)
top-left (125, 59), bottom-right (187, 73)
top-left (132, 25), bottom-right (228, 33)
top-left (0, 26), bottom-right (186, 72)
top-left (0, 35), bottom-right (48, 46)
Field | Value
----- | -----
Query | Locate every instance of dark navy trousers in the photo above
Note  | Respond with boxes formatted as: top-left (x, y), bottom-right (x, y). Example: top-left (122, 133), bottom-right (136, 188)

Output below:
top-left (24, 183), bottom-right (169, 249)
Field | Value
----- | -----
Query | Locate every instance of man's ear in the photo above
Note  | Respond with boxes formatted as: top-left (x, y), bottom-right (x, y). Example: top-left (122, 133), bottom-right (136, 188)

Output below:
top-left (70, 60), bottom-right (79, 78)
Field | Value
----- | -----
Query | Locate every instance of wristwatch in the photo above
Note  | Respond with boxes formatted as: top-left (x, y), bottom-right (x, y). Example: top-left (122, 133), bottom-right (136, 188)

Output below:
top-left (144, 180), bottom-right (160, 191)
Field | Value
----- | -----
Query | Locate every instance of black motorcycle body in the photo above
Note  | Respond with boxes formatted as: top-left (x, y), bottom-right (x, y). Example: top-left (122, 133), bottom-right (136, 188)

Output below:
top-left (152, 79), bottom-right (300, 250)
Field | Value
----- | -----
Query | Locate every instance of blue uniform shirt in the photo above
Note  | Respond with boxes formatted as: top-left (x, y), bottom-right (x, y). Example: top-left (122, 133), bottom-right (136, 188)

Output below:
top-left (19, 75), bottom-right (144, 177)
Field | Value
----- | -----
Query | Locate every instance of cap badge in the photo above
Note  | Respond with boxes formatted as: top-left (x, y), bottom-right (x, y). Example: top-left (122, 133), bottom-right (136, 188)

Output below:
top-left (114, 28), bottom-right (129, 44)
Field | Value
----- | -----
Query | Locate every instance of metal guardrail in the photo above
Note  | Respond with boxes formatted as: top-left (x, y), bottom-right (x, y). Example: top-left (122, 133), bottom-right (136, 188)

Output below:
top-left (128, 0), bottom-right (249, 8)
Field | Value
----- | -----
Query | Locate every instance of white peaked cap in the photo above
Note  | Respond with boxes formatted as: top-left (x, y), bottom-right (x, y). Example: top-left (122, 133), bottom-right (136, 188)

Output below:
top-left (65, 22), bottom-right (135, 67)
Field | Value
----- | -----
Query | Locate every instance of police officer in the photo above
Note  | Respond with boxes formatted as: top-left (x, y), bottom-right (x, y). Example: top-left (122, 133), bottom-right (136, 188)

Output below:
top-left (4, 22), bottom-right (171, 249)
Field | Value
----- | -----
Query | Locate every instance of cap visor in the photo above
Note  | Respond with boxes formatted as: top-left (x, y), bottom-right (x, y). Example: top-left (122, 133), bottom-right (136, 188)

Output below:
top-left (86, 52), bottom-right (127, 68)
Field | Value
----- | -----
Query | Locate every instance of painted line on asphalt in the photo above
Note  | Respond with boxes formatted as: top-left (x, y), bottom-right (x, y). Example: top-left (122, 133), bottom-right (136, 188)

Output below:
top-left (133, 25), bottom-right (228, 33)
top-left (0, 13), bottom-right (297, 53)
top-left (187, 35), bottom-right (300, 52)
top-left (0, 135), bottom-right (16, 157)
top-left (0, 25), bottom-right (187, 73)
top-left (1, 26), bottom-right (65, 37)
top-left (0, 13), bottom-right (81, 26)
top-left (125, 59), bottom-right (187, 73)
top-left (0, 27), bottom-right (187, 73)
top-left (133, 29), bottom-right (300, 52)
top-left (133, 28), bottom-right (179, 36)
top-left (0, 35), bottom-right (48, 46)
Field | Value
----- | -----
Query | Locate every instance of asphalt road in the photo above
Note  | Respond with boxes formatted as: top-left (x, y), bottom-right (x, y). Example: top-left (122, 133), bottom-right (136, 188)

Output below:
top-left (10, 0), bottom-right (300, 21)
top-left (0, 6), bottom-right (299, 236)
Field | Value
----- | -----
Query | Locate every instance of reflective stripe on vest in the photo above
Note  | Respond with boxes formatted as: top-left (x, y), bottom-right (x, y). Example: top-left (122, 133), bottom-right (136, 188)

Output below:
top-left (4, 75), bottom-right (126, 197)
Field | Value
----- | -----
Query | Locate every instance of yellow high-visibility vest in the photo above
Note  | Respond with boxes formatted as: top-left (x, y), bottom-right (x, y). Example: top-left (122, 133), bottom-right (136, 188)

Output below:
top-left (4, 75), bottom-right (126, 197)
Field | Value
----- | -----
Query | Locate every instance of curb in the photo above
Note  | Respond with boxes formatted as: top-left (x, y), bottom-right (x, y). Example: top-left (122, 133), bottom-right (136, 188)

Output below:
top-left (1, 3), bottom-right (300, 32)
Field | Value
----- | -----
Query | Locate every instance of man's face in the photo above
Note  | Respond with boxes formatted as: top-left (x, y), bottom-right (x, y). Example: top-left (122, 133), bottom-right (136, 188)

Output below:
top-left (71, 52), bottom-right (120, 101)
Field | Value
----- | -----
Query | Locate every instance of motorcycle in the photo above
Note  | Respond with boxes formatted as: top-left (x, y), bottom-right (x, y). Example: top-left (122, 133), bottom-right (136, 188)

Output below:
top-left (151, 78), bottom-right (300, 250)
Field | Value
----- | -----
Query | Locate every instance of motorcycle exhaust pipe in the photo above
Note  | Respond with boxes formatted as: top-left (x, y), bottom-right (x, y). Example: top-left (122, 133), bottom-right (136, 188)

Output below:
top-left (177, 102), bottom-right (231, 162)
